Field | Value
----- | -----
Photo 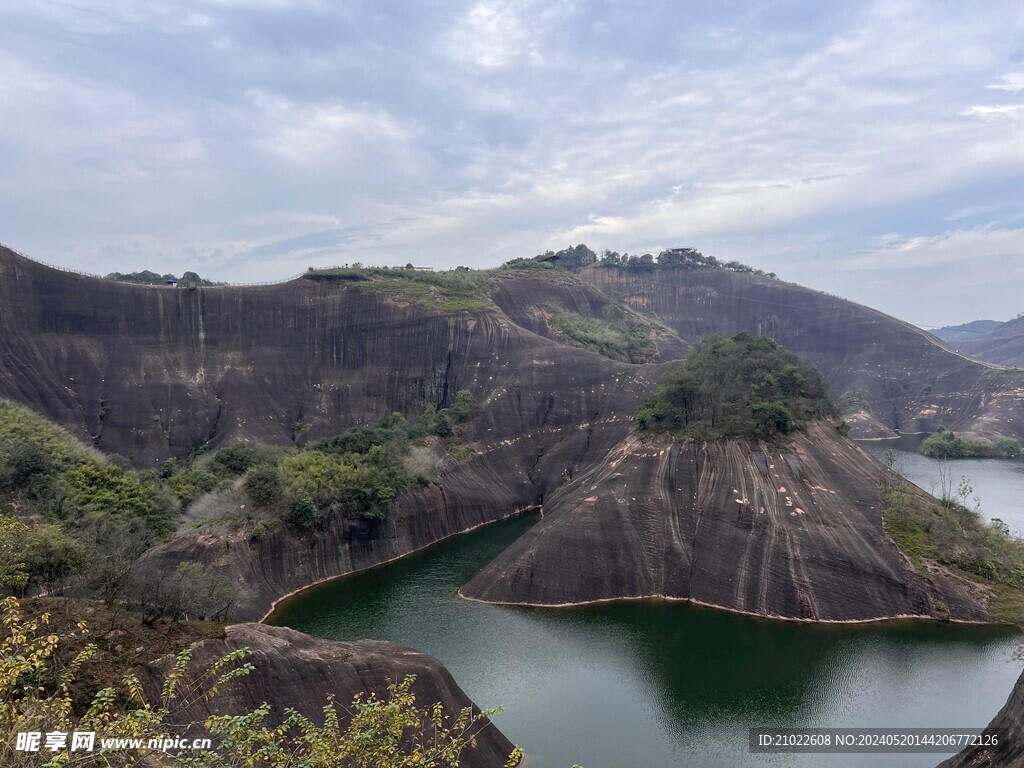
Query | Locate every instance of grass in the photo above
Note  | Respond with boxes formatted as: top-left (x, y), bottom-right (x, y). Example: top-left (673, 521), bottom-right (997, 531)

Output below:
top-left (545, 305), bottom-right (660, 362)
top-left (306, 267), bottom-right (493, 311)
top-left (302, 260), bottom-right (577, 313)
top-left (882, 475), bottom-right (1024, 624)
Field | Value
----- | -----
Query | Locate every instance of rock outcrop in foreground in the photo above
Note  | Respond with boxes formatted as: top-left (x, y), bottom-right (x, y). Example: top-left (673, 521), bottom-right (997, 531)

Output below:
top-left (462, 422), bottom-right (990, 622)
top-left (141, 623), bottom-right (515, 768)
top-left (941, 668), bottom-right (1024, 767)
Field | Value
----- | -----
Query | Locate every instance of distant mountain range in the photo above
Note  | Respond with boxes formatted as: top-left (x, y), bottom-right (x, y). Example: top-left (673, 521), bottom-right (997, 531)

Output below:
top-left (932, 317), bottom-right (1024, 366)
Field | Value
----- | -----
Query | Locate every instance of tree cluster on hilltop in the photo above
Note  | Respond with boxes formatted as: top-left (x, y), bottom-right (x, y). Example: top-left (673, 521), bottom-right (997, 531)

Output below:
top-left (106, 270), bottom-right (221, 286)
top-left (531, 244), bottom-right (777, 278)
top-left (635, 333), bottom-right (837, 441)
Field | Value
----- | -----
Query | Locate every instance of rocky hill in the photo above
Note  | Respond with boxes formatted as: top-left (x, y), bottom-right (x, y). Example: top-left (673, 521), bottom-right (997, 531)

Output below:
top-left (460, 421), bottom-right (991, 621)
top-left (962, 315), bottom-right (1024, 367)
top-left (575, 265), bottom-right (1024, 440)
top-left (4, 245), bottom-right (1024, 623)
top-left (138, 623), bottom-right (516, 768)
top-left (932, 320), bottom-right (1004, 345)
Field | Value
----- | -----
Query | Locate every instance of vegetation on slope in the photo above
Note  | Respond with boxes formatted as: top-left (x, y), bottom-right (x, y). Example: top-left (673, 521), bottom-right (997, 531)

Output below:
top-left (533, 243), bottom-right (777, 277)
top-left (0, 392), bottom-right (480, 623)
top-left (635, 333), bottom-right (837, 441)
top-left (921, 427), bottom-right (1021, 459)
top-left (301, 243), bottom-right (775, 314)
top-left (544, 304), bottom-right (659, 363)
top-left (303, 258), bottom-right (572, 313)
top-left (174, 390), bottom-right (481, 537)
top-left (881, 452), bottom-right (1024, 623)
top-left (0, 400), bottom-right (241, 623)
top-left (0, 597), bottom-right (524, 767)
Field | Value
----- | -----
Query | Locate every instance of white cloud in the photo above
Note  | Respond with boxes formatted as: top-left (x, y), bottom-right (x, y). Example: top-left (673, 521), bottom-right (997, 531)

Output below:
top-left (245, 90), bottom-right (415, 170)
top-left (987, 72), bottom-right (1024, 92)
top-left (840, 226), bottom-right (1024, 271)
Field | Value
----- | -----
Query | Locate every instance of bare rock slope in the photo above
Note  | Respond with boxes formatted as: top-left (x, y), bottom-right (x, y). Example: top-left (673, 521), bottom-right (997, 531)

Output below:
top-left (3, 246), bottom-right (1023, 622)
top-left (462, 422), bottom-right (989, 621)
top-left (941, 667), bottom-right (1024, 767)
top-left (141, 623), bottom-right (516, 768)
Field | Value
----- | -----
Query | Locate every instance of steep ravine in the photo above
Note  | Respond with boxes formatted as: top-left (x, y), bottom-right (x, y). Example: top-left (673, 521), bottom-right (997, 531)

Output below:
top-left (461, 422), bottom-right (991, 622)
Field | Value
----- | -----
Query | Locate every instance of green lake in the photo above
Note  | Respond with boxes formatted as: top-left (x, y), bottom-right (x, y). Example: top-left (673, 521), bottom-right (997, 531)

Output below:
top-left (270, 502), bottom-right (1020, 767)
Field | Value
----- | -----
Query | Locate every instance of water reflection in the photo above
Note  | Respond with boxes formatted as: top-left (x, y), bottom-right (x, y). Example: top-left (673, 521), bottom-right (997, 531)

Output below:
top-left (860, 435), bottom-right (1024, 534)
top-left (270, 512), bottom-right (1019, 768)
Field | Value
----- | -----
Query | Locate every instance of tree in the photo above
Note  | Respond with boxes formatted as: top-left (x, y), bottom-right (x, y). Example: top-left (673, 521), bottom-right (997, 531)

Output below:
top-left (451, 389), bottom-right (479, 423)
top-left (0, 514), bottom-right (29, 592)
top-left (243, 464), bottom-right (282, 507)
top-left (23, 524), bottom-right (88, 595)
top-left (547, 244), bottom-right (597, 271)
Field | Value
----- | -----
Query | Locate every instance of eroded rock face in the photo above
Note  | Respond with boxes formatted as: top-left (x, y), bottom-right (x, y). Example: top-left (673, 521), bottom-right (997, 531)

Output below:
top-left (138, 624), bottom-right (515, 768)
top-left (461, 422), bottom-right (989, 621)
top-left (576, 266), bottom-right (1024, 442)
top-left (2, 246), bottom-right (1021, 622)
top-left (940, 668), bottom-right (1024, 767)
top-left (4, 247), bottom-right (1024, 470)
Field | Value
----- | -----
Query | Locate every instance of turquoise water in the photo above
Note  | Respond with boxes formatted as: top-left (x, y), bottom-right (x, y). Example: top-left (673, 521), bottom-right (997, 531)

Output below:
top-left (269, 511), bottom-right (1020, 768)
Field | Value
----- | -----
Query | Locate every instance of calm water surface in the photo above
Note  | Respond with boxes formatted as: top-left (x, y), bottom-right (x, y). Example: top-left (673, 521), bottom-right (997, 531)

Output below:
top-left (270, 511), bottom-right (1020, 768)
top-left (861, 434), bottom-right (1024, 535)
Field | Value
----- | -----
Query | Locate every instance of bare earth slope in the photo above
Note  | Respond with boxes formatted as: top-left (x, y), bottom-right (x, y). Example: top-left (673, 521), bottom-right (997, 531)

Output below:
top-left (462, 422), bottom-right (989, 621)
top-left (139, 623), bottom-right (515, 768)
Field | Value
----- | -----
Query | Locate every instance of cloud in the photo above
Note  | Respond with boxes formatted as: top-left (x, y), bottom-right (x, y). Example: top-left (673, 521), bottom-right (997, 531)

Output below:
top-left (840, 226), bottom-right (1024, 271)
top-left (988, 72), bottom-right (1024, 92)
top-left (1, 0), bottom-right (1023, 327)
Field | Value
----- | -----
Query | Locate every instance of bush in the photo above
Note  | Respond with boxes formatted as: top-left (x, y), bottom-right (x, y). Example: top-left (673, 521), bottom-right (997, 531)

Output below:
top-left (170, 467), bottom-right (219, 508)
top-left (287, 491), bottom-right (318, 529)
top-left (280, 451), bottom-right (405, 520)
top-left (450, 389), bottom-right (479, 423)
top-left (0, 440), bottom-right (55, 489)
top-left (213, 444), bottom-right (260, 475)
top-left (243, 464), bottom-right (282, 507)
top-left (434, 413), bottom-right (454, 438)
top-left (310, 426), bottom-right (392, 455)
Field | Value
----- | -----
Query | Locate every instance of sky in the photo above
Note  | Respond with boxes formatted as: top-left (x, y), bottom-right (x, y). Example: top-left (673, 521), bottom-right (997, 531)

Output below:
top-left (1, 0), bottom-right (1023, 327)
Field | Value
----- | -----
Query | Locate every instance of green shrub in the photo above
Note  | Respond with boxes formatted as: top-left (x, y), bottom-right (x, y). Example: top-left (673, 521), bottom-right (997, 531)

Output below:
top-left (251, 522), bottom-right (268, 541)
top-left (434, 413), bottom-right (454, 438)
top-left (280, 451), bottom-right (404, 520)
top-left (213, 444), bottom-right (260, 475)
top-left (546, 305), bottom-right (659, 362)
top-left (243, 464), bottom-right (282, 507)
top-left (310, 427), bottom-right (392, 455)
top-left (450, 390), bottom-right (479, 423)
top-left (170, 467), bottom-right (219, 508)
top-left (61, 455), bottom-right (174, 535)
top-left (0, 440), bottom-right (56, 489)
top-left (286, 491), bottom-right (318, 529)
